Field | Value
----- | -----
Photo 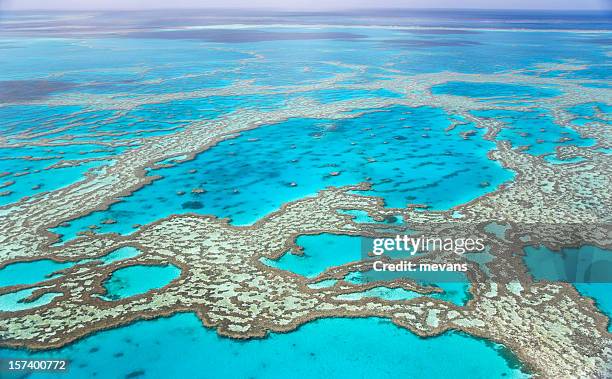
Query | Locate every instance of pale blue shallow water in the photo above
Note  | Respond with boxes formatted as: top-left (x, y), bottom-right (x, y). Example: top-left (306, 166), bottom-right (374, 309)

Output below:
top-left (0, 247), bottom-right (142, 288)
top-left (0, 314), bottom-right (529, 379)
top-left (344, 269), bottom-right (471, 307)
top-left (0, 287), bottom-right (62, 312)
top-left (0, 248), bottom-right (176, 313)
top-left (101, 264), bottom-right (181, 300)
top-left (262, 233), bottom-right (471, 306)
top-left (262, 234), bottom-right (365, 279)
top-left (0, 159), bottom-right (114, 206)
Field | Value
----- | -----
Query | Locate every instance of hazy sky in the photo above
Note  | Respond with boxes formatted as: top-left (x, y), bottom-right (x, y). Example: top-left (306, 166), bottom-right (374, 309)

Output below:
top-left (2, 0), bottom-right (611, 11)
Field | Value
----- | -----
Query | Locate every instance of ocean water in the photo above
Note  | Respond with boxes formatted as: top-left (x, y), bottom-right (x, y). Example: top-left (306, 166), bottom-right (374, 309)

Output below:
top-left (431, 81), bottom-right (561, 101)
top-left (568, 102), bottom-right (611, 119)
top-left (96, 246), bottom-right (142, 265)
top-left (52, 105), bottom-right (513, 241)
top-left (0, 246), bottom-right (152, 311)
top-left (0, 160), bottom-right (112, 206)
top-left (0, 314), bottom-right (529, 379)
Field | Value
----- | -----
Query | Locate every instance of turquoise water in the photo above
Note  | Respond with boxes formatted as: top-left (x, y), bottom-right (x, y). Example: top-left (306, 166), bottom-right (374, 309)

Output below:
top-left (52, 105), bottom-right (513, 241)
top-left (336, 286), bottom-right (424, 300)
top-left (307, 279), bottom-right (338, 289)
top-left (101, 264), bottom-right (181, 300)
top-left (523, 245), bottom-right (612, 283)
top-left (0, 160), bottom-right (113, 206)
top-left (574, 284), bottom-right (612, 332)
top-left (0, 105), bottom-right (86, 137)
top-left (345, 269), bottom-right (471, 306)
top-left (523, 245), bottom-right (612, 331)
top-left (0, 259), bottom-right (73, 288)
top-left (0, 287), bottom-right (62, 312)
top-left (567, 102), bottom-right (611, 118)
top-left (334, 285), bottom-right (469, 306)
top-left (0, 144), bottom-right (129, 161)
top-left (544, 156), bottom-right (587, 164)
top-left (0, 246), bottom-right (142, 288)
top-left (471, 109), bottom-right (596, 155)
top-left (98, 246), bottom-right (141, 264)
top-left (432, 81), bottom-right (561, 101)
top-left (567, 102), bottom-right (611, 126)
top-left (262, 234), bottom-right (365, 278)
top-left (0, 314), bottom-right (528, 379)
top-left (0, 247), bottom-right (150, 310)
top-left (263, 234), bottom-right (470, 306)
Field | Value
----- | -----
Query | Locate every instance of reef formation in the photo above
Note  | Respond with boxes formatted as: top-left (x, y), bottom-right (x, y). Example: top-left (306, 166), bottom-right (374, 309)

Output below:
top-left (0, 43), bottom-right (611, 378)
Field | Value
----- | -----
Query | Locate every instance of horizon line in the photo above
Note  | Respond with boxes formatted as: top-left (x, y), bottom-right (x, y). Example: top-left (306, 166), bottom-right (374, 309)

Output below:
top-left (3, 7), bottom-right (611, 12)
